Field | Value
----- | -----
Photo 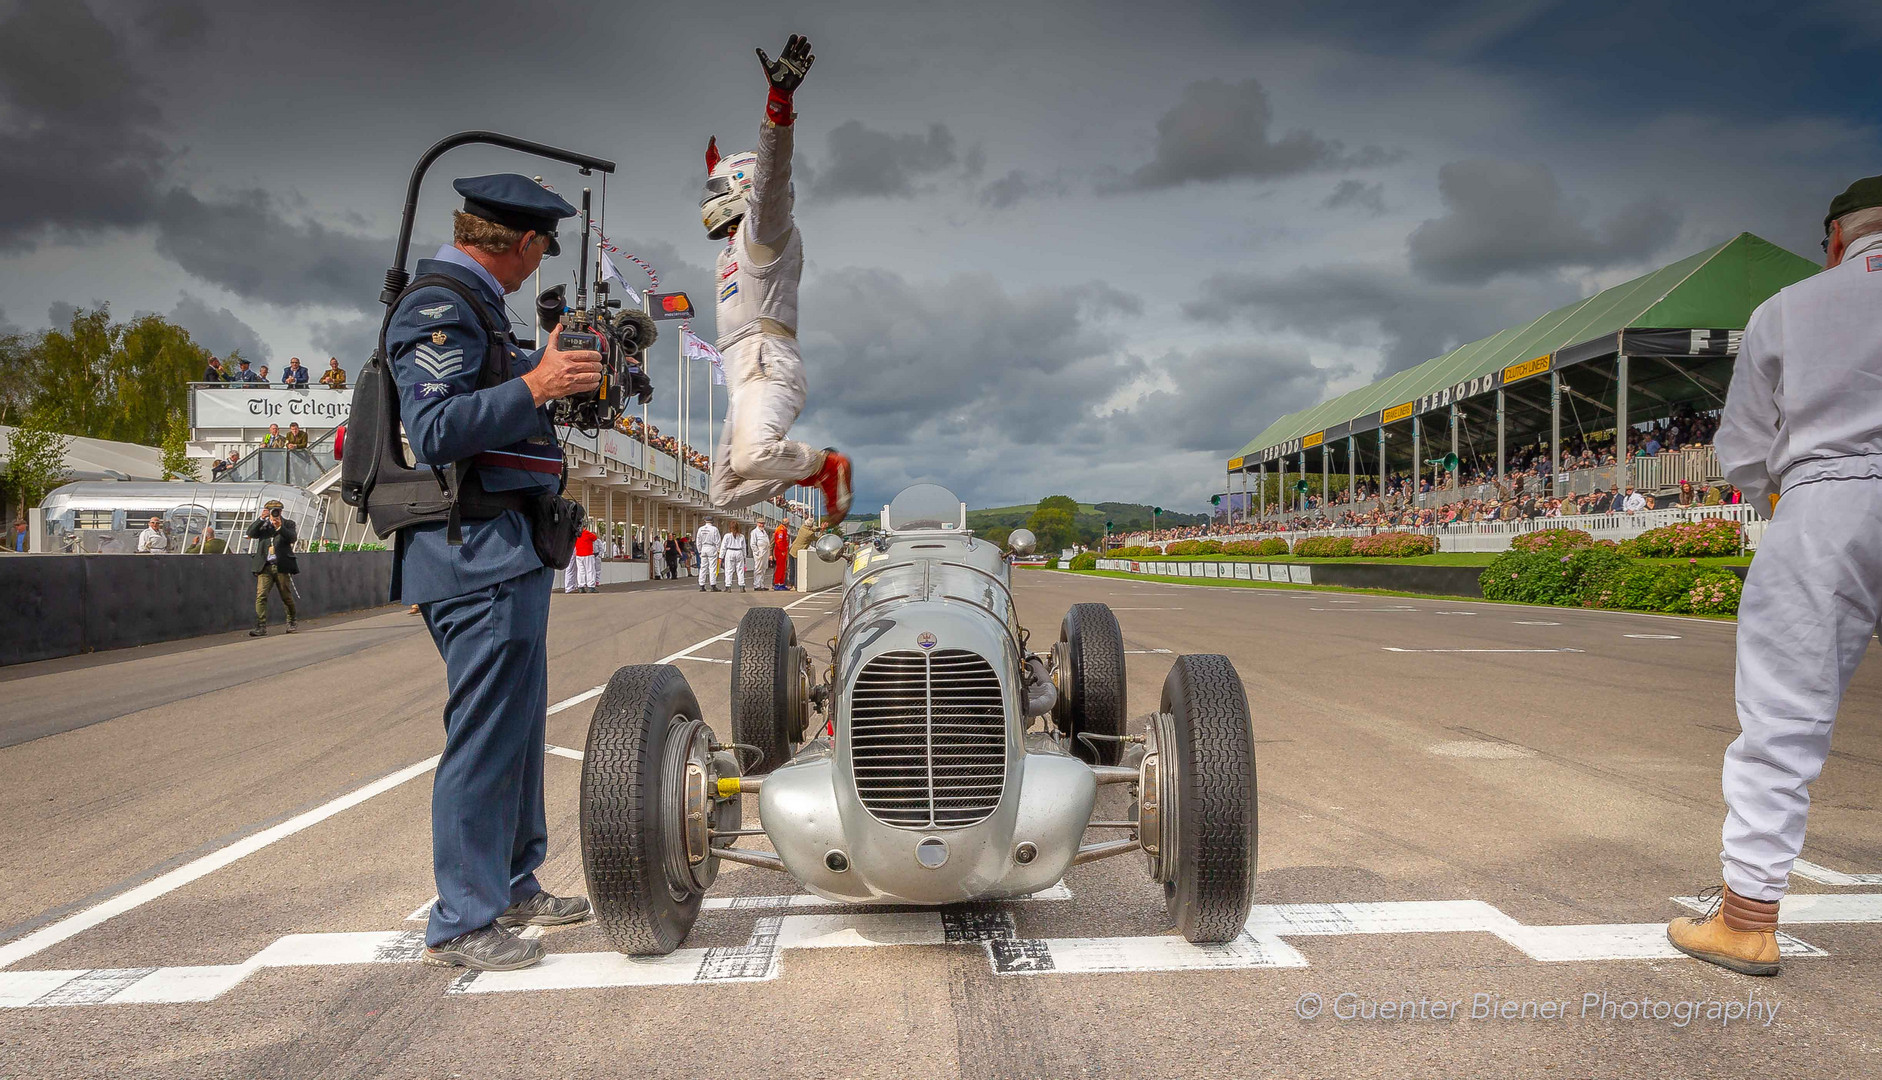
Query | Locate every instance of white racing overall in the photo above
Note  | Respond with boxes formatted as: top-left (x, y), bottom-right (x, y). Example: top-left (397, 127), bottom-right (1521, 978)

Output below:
top-left (719, 530), bottom-right (747, 589)
top-left (694, 521), bottom-right (722, 589)
top-left (1714, 232), bottom-right (1882, 901)
top-left (709, 117), bottom-right (819, 509)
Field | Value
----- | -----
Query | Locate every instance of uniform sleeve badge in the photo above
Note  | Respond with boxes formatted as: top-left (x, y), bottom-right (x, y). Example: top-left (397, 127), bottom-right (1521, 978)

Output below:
top-left (431, 329), bottom-right (449, 345)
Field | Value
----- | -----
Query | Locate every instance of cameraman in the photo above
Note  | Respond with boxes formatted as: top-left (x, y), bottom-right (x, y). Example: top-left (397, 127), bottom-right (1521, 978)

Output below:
top-left (387, 174), bottom-right (599, 972)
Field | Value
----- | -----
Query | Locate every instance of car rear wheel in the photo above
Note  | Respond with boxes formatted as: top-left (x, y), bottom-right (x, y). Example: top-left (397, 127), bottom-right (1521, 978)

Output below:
top-left (1142, 653), bottom-right (1257, 944)
top-left (1052, 602), bottom-right (1127, 765)
top-left (581, 664), bottom-right (739, 956)
top-left (732, 606), bottom-right (808, 773)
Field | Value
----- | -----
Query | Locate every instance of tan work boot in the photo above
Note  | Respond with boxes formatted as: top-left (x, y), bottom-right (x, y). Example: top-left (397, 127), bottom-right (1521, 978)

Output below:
top-left (1667, 885), bottom-right (1780, 975)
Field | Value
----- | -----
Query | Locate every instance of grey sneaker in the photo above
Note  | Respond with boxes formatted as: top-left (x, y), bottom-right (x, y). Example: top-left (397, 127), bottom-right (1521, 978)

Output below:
top-left (422, 924), bottom-right (544, 971)
top-left (496, 890), bottom-right (592, 928)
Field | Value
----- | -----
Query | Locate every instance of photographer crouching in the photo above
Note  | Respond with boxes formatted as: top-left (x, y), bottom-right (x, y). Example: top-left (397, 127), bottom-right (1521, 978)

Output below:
top-left (388, 175), bottom-right (600, 970)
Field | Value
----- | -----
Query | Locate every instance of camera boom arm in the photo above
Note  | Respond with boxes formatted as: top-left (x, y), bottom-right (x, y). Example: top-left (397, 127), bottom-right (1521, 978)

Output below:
top-left (378, 130), bottom-right (616, 307)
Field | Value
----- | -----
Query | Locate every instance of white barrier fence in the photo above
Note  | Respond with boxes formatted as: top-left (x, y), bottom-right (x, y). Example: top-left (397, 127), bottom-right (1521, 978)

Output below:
top-left (1118, 504), bottom-right (1763, 556)
top-left (1095, 558), bottom-right (1316, 584)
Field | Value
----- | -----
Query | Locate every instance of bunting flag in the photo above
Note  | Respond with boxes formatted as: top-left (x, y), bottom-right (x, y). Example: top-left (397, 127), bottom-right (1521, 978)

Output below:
top-left (683, 328), bottom-right (727, 385)
top-left (599, 250), bottom-right (644, 306)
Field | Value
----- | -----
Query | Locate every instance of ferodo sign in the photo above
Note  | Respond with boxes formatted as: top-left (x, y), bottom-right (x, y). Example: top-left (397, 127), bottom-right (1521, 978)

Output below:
top-left (192, 388), bottom-right (353, 429)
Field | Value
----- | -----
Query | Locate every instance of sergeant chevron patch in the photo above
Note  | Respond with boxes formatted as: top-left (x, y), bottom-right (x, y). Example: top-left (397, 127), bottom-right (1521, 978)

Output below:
top-left (413, 344), bottom-right (465, 379)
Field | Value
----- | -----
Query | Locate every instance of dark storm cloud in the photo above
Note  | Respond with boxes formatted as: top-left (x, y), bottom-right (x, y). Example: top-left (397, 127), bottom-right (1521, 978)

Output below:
top-left (0, 0), bottom-right (386, 309)
top-left (152, 189), bottom-right (385, 311)
top-left (1322, 179), bottom-right (1386, 216)
top-left (785, 263), bottom-right (1330, 509)
top-left (167, 294), bottom-right (270, 362)
top-left (1108, 77), bottom-right (1399, 192)
top-left (1186, 261), bottom-right (1574, 378)
top-left (1407, 159), bottom-right (1680, 284)
top-left (802, 120), bottom-right (966, 201)
top-left (0, 0), bottom-right (167, 249)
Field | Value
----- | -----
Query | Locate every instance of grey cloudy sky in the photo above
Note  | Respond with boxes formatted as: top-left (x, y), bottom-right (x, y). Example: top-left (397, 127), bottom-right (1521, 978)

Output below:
top-left (1, 0), bottom-right (1876, 511)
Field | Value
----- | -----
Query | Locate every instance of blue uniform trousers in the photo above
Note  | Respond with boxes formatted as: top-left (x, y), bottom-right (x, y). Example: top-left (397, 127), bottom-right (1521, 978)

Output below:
top-left (421, 565), bottom-right (553, 945)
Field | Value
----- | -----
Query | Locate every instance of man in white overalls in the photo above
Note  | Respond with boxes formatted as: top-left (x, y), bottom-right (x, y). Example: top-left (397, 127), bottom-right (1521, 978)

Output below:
top-left (720, 525), bottom-right (748, 592)
top-left (1669, 175), bottom-right (1882, 975)
top-left (694, 519), bottom-right (722, 592)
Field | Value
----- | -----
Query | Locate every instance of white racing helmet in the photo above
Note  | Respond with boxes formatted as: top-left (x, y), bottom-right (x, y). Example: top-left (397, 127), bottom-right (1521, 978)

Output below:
top-left (701, 136), bottom-right (757, 240)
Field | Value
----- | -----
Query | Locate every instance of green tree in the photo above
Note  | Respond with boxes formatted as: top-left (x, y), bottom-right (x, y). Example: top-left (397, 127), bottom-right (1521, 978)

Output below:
top-left (3, 415), bottom-right (71, 517)
top-left (1036, 494), bottom-right (1079, 516)
top-left (1025, 505), bottom-right (1077, 553)
top-left (10, 305), bottom-right (209, 447)
top-left (160, 412), bottom-right (199, 481)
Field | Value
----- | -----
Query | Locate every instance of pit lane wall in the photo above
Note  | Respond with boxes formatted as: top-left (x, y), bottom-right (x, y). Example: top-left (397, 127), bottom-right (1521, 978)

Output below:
top-left (1089, 558), bottom-right (1485, 599)
top-left (0, 552), bottom-right (394, 667)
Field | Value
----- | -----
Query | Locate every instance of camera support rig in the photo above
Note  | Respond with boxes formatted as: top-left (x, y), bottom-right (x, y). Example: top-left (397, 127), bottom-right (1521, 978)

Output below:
top-left (373, 131), bottom-right (649, 433)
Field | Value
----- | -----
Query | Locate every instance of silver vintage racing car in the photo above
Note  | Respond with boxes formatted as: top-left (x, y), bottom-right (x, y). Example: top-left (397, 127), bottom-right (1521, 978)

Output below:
top-left (578, 484), bottom-right (1257, 954)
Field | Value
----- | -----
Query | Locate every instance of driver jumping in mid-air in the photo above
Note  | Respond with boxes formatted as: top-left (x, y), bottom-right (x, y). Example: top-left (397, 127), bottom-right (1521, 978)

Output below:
top-left (702, 34), bottom-right (851, 539)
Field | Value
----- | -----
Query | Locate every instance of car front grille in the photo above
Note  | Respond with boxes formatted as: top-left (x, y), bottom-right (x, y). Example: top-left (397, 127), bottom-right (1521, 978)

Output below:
top-left (849, 648), bottom-right (1007, 828)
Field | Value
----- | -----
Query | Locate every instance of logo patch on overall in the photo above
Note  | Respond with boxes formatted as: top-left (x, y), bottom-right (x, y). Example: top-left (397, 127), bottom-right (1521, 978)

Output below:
top-left (720, 261), bottom-right (739, 279)
top-left (418, 303), bottom-right (454, 320)
top-left (916, 631), bottom-right (937, 650)
top-left (719, 280), bottom-right (739, 301)
top-left (1868, 254), bottom-right (1882, 272)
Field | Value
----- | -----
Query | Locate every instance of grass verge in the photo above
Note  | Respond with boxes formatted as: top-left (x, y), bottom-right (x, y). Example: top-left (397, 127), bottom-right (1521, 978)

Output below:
top-left (1055, 568), bottom-right (1738, 620)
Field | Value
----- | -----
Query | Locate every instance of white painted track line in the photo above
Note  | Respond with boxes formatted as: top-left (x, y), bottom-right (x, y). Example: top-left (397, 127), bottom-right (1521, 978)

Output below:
top-left (0, 588), bottom-right (841, 973)
top-left (1383, 647), bottom-right (1584, 654)
top-left (15, 888), bottom-right (1879, 1004)
top-left (0, 755), bottom-right (442, 971)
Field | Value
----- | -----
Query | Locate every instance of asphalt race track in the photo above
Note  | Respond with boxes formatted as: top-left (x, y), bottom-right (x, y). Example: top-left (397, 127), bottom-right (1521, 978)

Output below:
top-left (3, 572), bottom-right (1880, 1079)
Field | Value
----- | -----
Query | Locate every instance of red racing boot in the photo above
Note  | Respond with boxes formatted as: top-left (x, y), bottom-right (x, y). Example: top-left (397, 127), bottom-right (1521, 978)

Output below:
top-left (804, 448), bottom-right (852, 530)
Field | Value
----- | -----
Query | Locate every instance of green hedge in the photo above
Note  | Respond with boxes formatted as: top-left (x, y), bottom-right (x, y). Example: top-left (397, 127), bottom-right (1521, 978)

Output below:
top-left (1480, 547), bottom-right (1742, 615)
top-left (1350, 532), bottom-right (1437, 557)
top-left (1293, 536), bottom-right (1354, 557)
top-left (1069, 551), bottom-right (1098, 571)
top-left (1508, 528), bottom-right (1598, 553)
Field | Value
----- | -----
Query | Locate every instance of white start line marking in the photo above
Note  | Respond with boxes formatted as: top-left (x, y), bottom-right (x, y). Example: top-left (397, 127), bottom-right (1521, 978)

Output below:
top-left (1513, 620), bottom-right (1562, 625)
top-left (1382, 647), bottom-right (1585, 654)
top-left (15, 884), bottom-right (1882, 1005)
top-left (1624, 634), bottom-right (1682, 640)
top-left (1308, 607), bottom-right (1419, 612)
top-left (1432, 611), bottom-right (1478, 616)
top-left (1793, 860), bottom-right (1882, 886)
top-left (1122, 649), bottom-right (1174, 655)
top-left (0, 590), bottom-right (843, 976)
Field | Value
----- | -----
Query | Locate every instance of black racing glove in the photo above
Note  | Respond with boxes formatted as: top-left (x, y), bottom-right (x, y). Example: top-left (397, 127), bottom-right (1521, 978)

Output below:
top-left (759, 35), bottom-right (814, 124)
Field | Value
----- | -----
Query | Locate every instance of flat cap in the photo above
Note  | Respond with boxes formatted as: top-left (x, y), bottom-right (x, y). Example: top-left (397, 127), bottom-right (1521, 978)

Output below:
top-left (263, 499), bottom-right (285, 510)
top-left (455, 174), bottom-right (579, 256)
top-left (1826, 174), bottom-right (1882, 228)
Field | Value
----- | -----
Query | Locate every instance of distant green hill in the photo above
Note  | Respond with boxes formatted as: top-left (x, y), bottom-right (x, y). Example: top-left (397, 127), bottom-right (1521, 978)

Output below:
top-left (965, 500), bottom-right (1207, 543)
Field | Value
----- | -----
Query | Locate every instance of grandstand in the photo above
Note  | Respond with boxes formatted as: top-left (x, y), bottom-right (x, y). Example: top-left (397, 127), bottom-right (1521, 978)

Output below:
top-left (1224, 233), bottom-right (1818, 523)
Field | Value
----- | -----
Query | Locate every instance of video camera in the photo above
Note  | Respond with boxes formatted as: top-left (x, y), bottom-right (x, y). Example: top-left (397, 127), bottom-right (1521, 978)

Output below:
top-left (535, 187), bottom-right (657, 433)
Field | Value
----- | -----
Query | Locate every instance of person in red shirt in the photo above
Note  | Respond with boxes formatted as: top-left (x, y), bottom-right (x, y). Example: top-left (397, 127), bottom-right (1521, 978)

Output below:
top-left (772, 521), bottom-right (791, 590)
top-left (564, 527), bottom-right (599, 593)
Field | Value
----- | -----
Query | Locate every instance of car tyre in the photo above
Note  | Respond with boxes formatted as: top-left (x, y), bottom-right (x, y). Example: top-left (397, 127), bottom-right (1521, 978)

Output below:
top-left (1053, 602), bottom-right (1127, 765)
top-left (1160, 653), bottom-right (1257, 944)
top-left (732, 606), bottom-right (804, 773)
top-left (580, 664), bottom-right (707, 956)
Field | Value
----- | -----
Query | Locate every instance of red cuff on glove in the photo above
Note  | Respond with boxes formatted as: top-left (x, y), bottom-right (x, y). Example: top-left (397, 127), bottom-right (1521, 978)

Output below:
top-left (765, 86), bottom-right (794, 126)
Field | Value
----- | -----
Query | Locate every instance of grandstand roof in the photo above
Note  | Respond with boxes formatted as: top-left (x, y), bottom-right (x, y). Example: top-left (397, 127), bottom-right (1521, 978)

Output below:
top-left (1231, 233), bottom-right (1818, 466)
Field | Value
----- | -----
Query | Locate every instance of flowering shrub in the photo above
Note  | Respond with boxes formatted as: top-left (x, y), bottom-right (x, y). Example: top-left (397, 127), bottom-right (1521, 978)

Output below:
top-left (1110, 545), bottom-right (1156, 557)
top-left (1351, 531), bottom-right (1438, 557)
top-left (1686, 570), bottom-right (1743, 616)
top-left (1196, 540), bottom-right (1224, 554)
top-left (1622, 517), bottom-right (1743, 558)
top-left (1253, 538), bottom-right (1290, 556)
top-left (1293, 536), bottom-right (1355, 557)
top-left (1510, 528), bottom-right (1595, 553)
top-left (1166, 540), bottom-right (1204, 555)
top-left (1485, 547), bottom-right (1741, 615)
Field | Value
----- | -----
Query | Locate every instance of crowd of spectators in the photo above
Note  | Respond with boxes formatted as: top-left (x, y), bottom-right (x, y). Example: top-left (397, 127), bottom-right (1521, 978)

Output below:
top-left (200, 356), bottom-right (348, 389)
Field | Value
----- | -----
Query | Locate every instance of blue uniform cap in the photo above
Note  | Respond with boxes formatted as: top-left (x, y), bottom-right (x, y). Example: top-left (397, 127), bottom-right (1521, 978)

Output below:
top-left (454, 174), bottom-right (579, 257)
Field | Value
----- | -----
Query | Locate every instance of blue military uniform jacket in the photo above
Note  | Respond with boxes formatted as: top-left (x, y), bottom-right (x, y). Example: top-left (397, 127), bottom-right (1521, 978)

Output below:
top-left (386, 254), bottom-right (564, 605)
